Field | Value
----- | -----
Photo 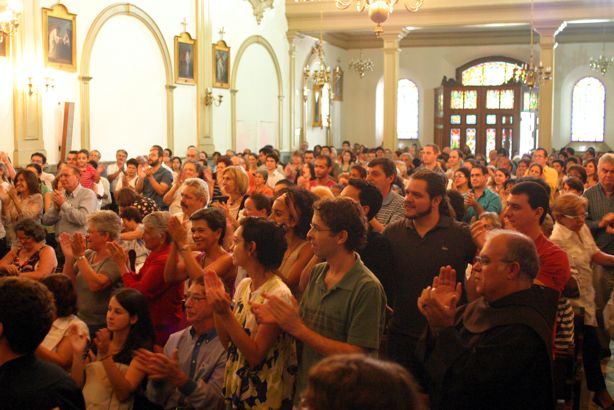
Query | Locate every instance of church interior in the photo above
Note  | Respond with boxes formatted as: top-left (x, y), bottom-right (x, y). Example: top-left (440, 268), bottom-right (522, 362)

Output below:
top-left (0, 0), bottom-right (612, 164)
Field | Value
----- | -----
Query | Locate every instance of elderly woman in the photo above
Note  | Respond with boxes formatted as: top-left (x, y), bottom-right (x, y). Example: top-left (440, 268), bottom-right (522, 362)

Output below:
top-left (37, 274), bottom-right (89, 370)
top-left (162, 160), bottom-right (204, 215)
top-left (550, 194), bottom-right (614, 409)
top-left (0, 169), bottom-right (43, 246)
top-left (116, 187), bottom-right (158, 217)
top-left (60, 210), bottom-right (123, 336)
top-left (107, 211), bottom-right (184, 346)
top-left (0, 218), bottom-right (57, 279)
top-left (249, 169), bottom-right (274, 197)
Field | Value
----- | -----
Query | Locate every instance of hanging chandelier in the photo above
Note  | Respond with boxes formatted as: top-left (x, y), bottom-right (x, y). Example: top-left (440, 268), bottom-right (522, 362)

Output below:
top-left (349, 51), bottom-right (374, 78)
top-left (335, 0), bottom-right (424, 36)
top-left (304, 40), bottom-right (331, 86)
top-left (513, 0), bottom-right (551, 88)
top-left (589, 26), bottom-right (614, 75)
top-left (0, 0), bottom-right (22, 42)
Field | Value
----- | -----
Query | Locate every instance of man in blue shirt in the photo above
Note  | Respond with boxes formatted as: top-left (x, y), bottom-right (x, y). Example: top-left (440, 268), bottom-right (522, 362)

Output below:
top-left (464, 164), bottom-right (502, 223)
top-left (137, 145), bottom-right (173, 210)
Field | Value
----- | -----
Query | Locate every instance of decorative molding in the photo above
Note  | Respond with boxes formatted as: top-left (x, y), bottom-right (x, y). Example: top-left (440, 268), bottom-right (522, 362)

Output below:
top-left (248, 0), bottom-right (274, 25)
top-left (79, 3), bottom-right (174, 150)
top-left (230, 35), bottom-right (283, 150)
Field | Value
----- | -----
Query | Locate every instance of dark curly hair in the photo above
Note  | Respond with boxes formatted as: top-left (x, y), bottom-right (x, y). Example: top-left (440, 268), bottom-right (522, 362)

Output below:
top-left (190, 208), bottom-right (227, 245)
top-left (41, 274), bottom-right (78, 318)
top-left (0, 277), bottom-right (55, 355)
top-left (14, 218), bottom-right (46, 242)
top-left (314, 197), bottom-right (367, 252)
top-left (275, 186), bottom-right (318, 239)
top-left (240, 217), bottom-right (287, 271)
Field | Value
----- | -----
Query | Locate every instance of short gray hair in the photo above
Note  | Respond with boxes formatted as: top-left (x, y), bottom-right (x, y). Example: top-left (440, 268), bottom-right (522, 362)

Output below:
top-left (598, 153), bottom-right (614, 168)
top-left (87, 210), bottom-right (122, 241)
top-left (142, 211), bottom-right (171, 242)
top-left (183, 178), bottom-right (209, 204)
top-left (486, 230), bottom-right (540, 280)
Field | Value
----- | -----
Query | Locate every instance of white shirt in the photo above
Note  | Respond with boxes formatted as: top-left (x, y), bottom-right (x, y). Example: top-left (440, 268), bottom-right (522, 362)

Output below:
top-left (40, 315), bottom-right (89, 352)
top-left (550, 222), bottom-right (599, 326)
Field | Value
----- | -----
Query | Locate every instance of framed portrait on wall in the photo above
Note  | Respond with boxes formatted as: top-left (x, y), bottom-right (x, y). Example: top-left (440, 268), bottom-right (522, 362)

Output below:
top-left (333, 66), bottom-right (343, 101)
top-left (175, 32), bottom-right (197, 85)
top-left (312, 84), bottom-right (323, 127)
top-left (42, 4), bottom-right (77, 71)
top-left (213, 39), bottom-right (230, 89)
top-left (0, 34), bottom-right (7, 57)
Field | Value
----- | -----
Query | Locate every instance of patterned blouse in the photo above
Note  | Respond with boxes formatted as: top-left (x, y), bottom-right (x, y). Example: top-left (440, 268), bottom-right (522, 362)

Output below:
top-left (224, 275), bottom-right (297, 409)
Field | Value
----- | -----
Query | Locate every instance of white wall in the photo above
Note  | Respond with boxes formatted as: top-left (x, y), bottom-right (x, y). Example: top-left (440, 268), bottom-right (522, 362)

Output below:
top-left (0, 52), bottom-right (14, 155)
top-left (341, 41), bottom-right (614, 152)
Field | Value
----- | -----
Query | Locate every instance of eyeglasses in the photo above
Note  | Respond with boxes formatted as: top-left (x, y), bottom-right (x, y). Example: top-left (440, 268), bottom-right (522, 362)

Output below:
top-left (183, 293), bottom-right (206, 303)
top-left (309, 223), bottom-right (332, 233)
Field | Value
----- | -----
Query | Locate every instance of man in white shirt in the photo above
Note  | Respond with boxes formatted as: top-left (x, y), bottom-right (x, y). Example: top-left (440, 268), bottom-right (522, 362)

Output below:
top-left (106, 149), bottom-right (128, 193)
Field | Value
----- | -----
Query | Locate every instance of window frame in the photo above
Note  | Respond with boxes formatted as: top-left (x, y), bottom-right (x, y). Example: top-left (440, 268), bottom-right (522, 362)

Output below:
top-left (570, 76), bottom-right (606, 143)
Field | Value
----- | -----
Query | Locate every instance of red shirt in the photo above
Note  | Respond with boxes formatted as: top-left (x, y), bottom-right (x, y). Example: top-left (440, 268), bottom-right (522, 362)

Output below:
top-left (122, 244), bottom-right (184, 345)
top-left (79, 165), bottom-right (98, 189)
top-left (309, 178), bottom-right (336, 189)
top-left (535, 233), bottom-right (571, 293)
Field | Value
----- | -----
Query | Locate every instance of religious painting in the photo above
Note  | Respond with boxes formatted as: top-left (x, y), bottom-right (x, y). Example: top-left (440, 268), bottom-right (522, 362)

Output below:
top-left (175, 32), bottom-right (197, 85)
top-left (213, 39), bottom-right (230, 89)
top-left (333, 66), bottom-right (343, 101)
top-left (0, 34), bottom-right (7, 57)
top-left (312, 84), bottom-right (323, 127)
top-left (42, 4), bottom-right (76, 71)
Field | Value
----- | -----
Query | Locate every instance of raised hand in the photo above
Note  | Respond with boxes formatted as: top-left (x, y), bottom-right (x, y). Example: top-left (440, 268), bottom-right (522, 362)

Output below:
top-left (67, 323), bottom-right (89, 355)
top-left (59, 232), bottom-right (74, 259)
top-left (257, 293), bottom-right (302, 335)
top-left (430, 265), bottom-right (462, 309)
top-left (417, 266), bottom-right (461, 329)
top-left (133, 348), bottom-right (186, 385)
top-left (168, 216), bottom-right (188, 246)
top-left (94, 328), bottom-right (112, 358)
top-left (52, 189), bottom-right (65, 208)
top-left (469, 217), bottom-right (486, 250)
top-left (204, 270), bottom-right (231, 316)
top-left (71, 233), bottom-right (87, 257)
top-left (106, 242), bottom-right (129, 272)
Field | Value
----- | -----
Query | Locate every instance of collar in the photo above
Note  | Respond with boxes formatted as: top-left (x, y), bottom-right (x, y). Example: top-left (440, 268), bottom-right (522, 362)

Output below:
top-left (65, 184), bottom-right (83, 198)
top-left (404, 215), bottom-right (452, 231)
top-left (317, 253), bottom-right (365, 291)
top-left (382, 190), bottom-right (396, 206)
top-left (552, 222), bottom-right (575, 240)
top-left (189, 326), bottom-right (218, 341)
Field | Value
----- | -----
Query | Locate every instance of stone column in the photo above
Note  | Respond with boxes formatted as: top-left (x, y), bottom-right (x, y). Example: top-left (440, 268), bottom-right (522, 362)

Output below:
top-left (11, 0), bottom-right (46, 166)
top-left (534, 21), bottom-right (565, 151)
top-left (196, 0), bottom-right (215, 153)
top-left (287, 31), bottom-right (297, 151)
top-left (381, 31), bottom-right (403, 150)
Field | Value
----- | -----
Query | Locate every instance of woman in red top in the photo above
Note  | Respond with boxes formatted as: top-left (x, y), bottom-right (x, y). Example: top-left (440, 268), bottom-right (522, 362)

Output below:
top-left (76, 149), bottom-right (99, 190)
top-left (107, 211), bottom-right (184, 346)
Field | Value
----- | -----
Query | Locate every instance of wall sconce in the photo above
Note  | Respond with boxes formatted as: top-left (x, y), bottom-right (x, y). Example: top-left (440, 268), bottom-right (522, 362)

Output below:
top-left (27, 75), bottom-right (55, 96)
top-left (204, 88), bottom-right (223, 106)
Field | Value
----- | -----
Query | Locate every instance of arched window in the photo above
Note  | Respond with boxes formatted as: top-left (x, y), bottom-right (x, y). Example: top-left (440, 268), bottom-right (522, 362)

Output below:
top-left (375, 78), bottom-right (419, 144)
top-left (571, 77), bottom-right (605, 142)
top-left (460, 60), bottom-right (522, 86)
top-left (397, 79), bottom-right (419, 140)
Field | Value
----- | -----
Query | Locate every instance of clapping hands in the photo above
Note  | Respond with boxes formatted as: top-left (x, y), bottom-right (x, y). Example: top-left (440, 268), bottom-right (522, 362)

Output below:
top-left (417, 265), bottom-right (462, 329)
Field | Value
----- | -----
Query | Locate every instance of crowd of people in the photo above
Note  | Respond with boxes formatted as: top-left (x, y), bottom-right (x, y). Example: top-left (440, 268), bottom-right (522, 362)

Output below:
top-left (0, 140), bottom-right (613, 410)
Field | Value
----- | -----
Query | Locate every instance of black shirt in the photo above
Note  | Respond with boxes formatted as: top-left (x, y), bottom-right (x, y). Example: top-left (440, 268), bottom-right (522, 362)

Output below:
top-left (0, 354), bottom-right (85, 410)
top-left (384, 216), bottom-right (476, 338)
top-left (358, 226), bottom-right (395, 304)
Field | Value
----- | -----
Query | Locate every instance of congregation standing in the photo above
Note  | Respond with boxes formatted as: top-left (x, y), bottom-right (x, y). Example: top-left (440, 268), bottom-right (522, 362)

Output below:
top-left (1, 141), bottom-right (614, 410)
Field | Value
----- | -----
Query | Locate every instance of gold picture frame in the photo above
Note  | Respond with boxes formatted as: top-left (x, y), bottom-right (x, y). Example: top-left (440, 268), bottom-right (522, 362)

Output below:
top-left (312, 84), bottom-right (323, 128)
top-left (42, 3), bottom-right (77, 71)
top-left (0, 34), bottom-right (8, 58)
top-left (175, 32), bottom-right (197, 85)
top-left (333, 66), bottom-right (343, 101)
top-left (213, 39), bottom-right (230, 89)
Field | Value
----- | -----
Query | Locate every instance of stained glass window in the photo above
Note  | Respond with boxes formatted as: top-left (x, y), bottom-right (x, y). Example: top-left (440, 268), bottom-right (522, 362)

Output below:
top-left (486, 114), bottom-right (497, 125)
top-left (486, 128), bottom-right (497, 153)
top-left (450, 115), bottom-right (462, 125)
top-left (397, 79), bottom-right (419, 139)
top-left (571, 77), bottom-right (605, 142)
top-left (451, 91), bottom-right (463, 109)
top-left (502, 129), bottom-right (508, 149)
top-left (466, 115), bottom-right (477, 125)
top-left (464, 91), bottom-right (477, 109)
top-left (487, 90), bottom-right (500, 109)
top-left (500, 90), bottom-right (515, 109)
top-left (450, 129), bottom-right (461, 149)
top-left (437, 90), bottom-right (444, 117)
top-left (461, 61), bottom-right (523, 86)
top-left (502, 116), bottom-right (507, 125)
top-left (466, 128), bottom-right (477, 154)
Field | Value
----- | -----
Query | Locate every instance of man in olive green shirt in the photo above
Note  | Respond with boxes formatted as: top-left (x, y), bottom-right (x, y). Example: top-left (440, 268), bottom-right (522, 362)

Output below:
top-left (252, 197), bottom-right (387, 401)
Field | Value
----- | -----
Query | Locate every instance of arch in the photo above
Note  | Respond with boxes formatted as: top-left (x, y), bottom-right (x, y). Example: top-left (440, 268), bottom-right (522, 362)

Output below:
top-left (79, 4), bottom-right (174, 150)
top-left (455, 56), bottom-right (525, 86)
top-left (375, 75), bottom-right (421, 145)
top-left (571, 76), bottom-right (606, 143)
top-left (300, 43), bottom-right (333, 146)
top-left (230, 35), bottom-right (283, 150)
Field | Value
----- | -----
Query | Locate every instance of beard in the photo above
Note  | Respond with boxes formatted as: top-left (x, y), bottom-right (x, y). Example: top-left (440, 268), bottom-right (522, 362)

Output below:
top-left (405, 203), bottom-right (433, 220)
top-left (149, 158), bottom-right (160, 167)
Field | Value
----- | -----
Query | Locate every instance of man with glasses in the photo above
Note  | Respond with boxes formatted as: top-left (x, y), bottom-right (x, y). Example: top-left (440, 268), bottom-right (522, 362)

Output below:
top-left (252, 197), bottom-right (387, 403)
top-left (418, 230), bottom-right (558, 409)
top-left (137, 276), bottom-right (226, 410)
top-left (464, 164), bottom-right (502, 223)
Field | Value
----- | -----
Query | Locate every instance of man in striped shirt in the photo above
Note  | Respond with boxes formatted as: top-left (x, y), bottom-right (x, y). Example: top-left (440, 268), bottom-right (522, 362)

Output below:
top-left (367, 157), bottom-right (404, 233)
